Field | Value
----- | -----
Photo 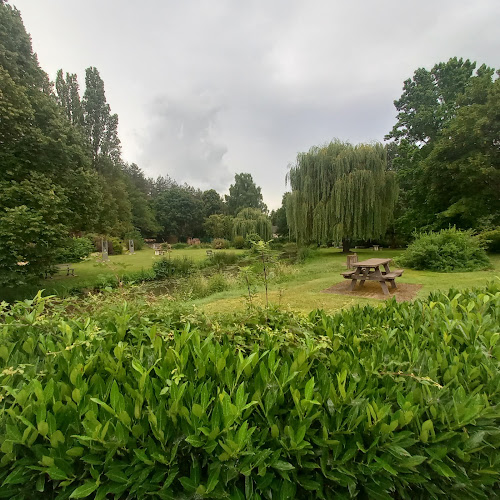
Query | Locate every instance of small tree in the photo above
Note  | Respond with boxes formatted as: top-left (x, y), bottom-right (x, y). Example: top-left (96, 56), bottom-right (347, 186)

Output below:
top-left (286, 140), bottom-right (398, 252)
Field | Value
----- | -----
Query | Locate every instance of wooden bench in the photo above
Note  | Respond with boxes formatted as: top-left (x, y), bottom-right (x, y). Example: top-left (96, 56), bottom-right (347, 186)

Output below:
top-left (382, 269), bottom-right (404, 278)
top-left (341, 270), bottom-right (356, 277)
top-left (44, 264), bottom-right (75, 279)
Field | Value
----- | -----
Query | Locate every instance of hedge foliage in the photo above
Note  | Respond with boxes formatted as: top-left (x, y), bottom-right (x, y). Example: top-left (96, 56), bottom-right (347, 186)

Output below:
top-left (0, 284), bottom-right (499, 498)
top-left (398, 228), bottom-right (490, 272)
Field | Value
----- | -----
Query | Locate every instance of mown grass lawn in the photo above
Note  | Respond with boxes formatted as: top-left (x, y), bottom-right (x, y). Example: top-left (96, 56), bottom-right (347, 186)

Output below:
top-left (195, 248), bottom-right (500, 315)
top-left (4, 247), bottom-right (499, 313)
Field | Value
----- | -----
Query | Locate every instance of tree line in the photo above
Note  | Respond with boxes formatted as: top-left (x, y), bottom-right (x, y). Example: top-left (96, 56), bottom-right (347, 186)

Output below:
top-left (279, 57), bottom-right (499, 250)
top-left (0, 2), bottom-right (270, 286)
top-left (2, 1), bottom-right (498, 285)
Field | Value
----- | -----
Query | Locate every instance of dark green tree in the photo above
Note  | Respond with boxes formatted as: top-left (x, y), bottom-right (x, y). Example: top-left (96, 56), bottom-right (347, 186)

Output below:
top-left (387, 58), bottom-right (478, 145)
top-left (0, 2), bottom-right (49, 90)
top-left (123, 164), bottom-right (160, 237)
top-left (153, 186), bottom-right (204, 241)
top-left (0, 2), bottom-right (110, 285)
top-left (422, 74), bottom-right (500, 229)
top-left (386, 58), bottom-right (497, 238)
top-left (201, 189), bottom-right (224, 217)
top-left (271, 193), bottom-right (290, 238)
top-left (203, 214), bottom-right (233, 239)
top-left (225, 173), bottom-right (267, 215)
top-left (286, 140), bottom-right (398, 252)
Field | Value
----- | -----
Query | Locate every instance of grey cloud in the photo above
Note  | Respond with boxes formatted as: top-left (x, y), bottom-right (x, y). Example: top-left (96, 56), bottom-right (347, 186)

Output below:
top-left (139, 90), bottom-right (233, 191)
top-left (13, 0), bottom-right (500, 209)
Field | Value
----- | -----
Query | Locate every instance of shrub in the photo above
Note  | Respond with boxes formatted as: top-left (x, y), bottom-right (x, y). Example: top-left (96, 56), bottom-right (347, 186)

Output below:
top-left (207, 272), bottom-right (230, 294)
top-left (211, 238), bottom-right (230, 249)
top-left (121, 268), bottom-right (156, 284)
top-left (398, 227), bottom-right (490, 272)
top-left (232, 235), bottom-right (245, 249)
top-left (279, 242), bottom-right (311, 263)
top-left (123, 230), bottom-right (145, 251)
top-left (268, 240), bottom-right (284, 250)
top-left (108, 237), bottom-right (125, 255)
top-left (85, 233), bottom-right (105, 252)
top-left (245, 232), bottom-right (262, 248)
top-left (57, 237), bottom-right (94, 263)
top-left (152, 256), bottom-right (195, 279)
top-left (476, 228), bottom-right (500, 253)
top-left (211, 251), bottom-right (240, 268)
top-left (0, 284), bottom-right (499, 497)
top-left (172, 242), bottom-right (188, 249)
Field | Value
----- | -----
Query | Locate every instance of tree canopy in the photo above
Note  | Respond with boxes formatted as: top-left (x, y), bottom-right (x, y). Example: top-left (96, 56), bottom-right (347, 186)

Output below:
top-left (286, 140), bottom-right (398, 250)
top-left (225, 173), bottom-right (267, 215)
top-left (386, 58), bottom-right (499, 237)
top-left (232, 208), bottom-right (272, 241)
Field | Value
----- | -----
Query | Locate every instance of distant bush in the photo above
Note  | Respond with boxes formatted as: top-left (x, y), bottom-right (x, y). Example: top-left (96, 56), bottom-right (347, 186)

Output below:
top-left (398, 228), bottom-right (490, 272)
top-left (476, 228), bottom-right (500, 253)
top-left (212, 251), bottom-right (240, 269)
top-left (123, 230), bottom-right (145, 251)
top-left (269, 240), bottom-right (284, 250)
top-left (57, 237), bottom-right (94, 262)
top-left (232, 235), bottom-right (245, 249)
top-left (212, 238), bottom-right (230, 249)
top-left (179, 272), bottom-right (231, 299)
top-left (108, 237), bottom-right (124, 255)
top-left (245, 232), bottom-right (262, 248)
top-left (121, 268), bottom-right (156, 284)
top-left (85, 233), bottom-right (105, 252)
top-left (172, 242), bottom-right (188, 249)
top-left (152, 256), bottom-right (195, 279)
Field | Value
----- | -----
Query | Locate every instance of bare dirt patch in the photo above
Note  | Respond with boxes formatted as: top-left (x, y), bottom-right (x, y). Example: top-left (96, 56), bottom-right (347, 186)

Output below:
top-left (321, 281), bottom-right (423, 302)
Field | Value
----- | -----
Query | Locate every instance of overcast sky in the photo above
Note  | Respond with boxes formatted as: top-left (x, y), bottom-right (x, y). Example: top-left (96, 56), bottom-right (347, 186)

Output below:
top-left (12, 0), bottom-right (500, 209)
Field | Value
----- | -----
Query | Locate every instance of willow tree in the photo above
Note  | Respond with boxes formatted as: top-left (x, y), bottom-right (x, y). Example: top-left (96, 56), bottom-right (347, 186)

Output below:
top-left (286, 140), bottom-right (398, 252)
top-left (232, 208), bottom-right (272, 241)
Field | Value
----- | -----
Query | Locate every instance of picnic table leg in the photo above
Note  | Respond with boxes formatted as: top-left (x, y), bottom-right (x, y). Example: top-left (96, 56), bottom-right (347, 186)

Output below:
top-left (349, 279), bottom-right (357, 291)
top-left (380, 280), bottom-right (390, 295)
top-left (359, 269), bottom-right (369, 287)
top-left (383, 263), bottom-right (391, 274)
top-left (388, 279), bottom-right (397, 289)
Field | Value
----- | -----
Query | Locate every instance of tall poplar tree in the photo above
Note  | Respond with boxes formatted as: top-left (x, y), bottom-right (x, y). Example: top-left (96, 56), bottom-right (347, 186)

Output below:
top-left (82, 66), bottom-right (120, 167)
top-left (286, 140), bottom-right (398, 251)
top-left (55, 70), bottom-right (84, 126)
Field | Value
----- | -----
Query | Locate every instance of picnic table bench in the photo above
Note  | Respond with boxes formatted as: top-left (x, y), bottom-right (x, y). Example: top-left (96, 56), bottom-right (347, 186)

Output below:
top-left (44, 264), bottom-right (75, 279)
top-left (341, 258), bottom-right (403, 295)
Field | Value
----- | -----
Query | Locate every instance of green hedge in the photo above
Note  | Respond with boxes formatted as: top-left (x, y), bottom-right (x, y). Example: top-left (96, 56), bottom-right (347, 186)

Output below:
top-left (398, 228), bottom-right (490, 272)
top-left (0, 284), bottom-right (499, 498)
top-left (476, 228), bottom-right (500, 253)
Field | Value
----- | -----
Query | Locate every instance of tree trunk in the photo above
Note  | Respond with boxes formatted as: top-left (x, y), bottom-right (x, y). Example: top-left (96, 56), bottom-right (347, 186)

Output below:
top-left (342, 239), bottom-right (351, 253)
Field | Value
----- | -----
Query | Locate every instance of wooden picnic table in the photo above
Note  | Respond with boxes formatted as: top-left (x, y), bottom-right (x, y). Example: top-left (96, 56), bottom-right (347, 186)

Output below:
top-left (341, 258), bottom-right (403, 296)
